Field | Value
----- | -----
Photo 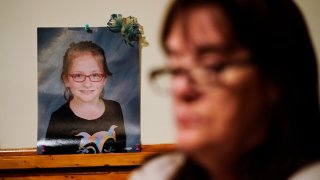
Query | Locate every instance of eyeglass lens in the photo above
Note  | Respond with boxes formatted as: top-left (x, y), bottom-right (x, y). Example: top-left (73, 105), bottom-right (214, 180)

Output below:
top-left (69, 73), bottom-right (104, 82)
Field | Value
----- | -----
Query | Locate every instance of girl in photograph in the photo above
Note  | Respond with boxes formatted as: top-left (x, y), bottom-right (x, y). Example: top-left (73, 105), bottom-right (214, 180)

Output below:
top-left (44, 41), bottom-right (126, 154)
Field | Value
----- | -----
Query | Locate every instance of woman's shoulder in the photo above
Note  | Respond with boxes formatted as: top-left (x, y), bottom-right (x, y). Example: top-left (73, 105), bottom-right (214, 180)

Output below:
top-left (129, 152), bottom-right (185, 180)
top-left (289, 161), bottom-right (320, 180)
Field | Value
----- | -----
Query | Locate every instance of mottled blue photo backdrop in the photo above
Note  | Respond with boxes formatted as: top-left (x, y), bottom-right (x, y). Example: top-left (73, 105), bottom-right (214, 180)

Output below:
top-left (37, 27), bottom-right (140, 153)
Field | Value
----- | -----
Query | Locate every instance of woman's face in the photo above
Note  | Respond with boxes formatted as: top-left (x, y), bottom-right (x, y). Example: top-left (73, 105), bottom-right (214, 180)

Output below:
top-left (166, 6), bottom-right (277, 155)
top-left (64, 53), bottom-right (106, 104)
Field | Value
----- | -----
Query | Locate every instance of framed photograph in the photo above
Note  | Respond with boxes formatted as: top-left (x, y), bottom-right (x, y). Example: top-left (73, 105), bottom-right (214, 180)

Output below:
top-left (37, 27), bottom-right (141, 154)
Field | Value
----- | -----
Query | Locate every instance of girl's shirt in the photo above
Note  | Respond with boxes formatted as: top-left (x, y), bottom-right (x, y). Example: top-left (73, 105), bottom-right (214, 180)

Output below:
top-left (44, 99), bottom-right (126, 154)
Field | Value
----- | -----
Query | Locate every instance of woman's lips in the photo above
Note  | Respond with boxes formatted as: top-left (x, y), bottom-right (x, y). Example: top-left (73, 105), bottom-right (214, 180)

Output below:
top-left (176, 112), bottom-right (207, 128)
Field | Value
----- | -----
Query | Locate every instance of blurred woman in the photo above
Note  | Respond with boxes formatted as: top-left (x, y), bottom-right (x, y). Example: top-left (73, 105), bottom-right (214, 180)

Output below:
top-left (131, 0), bottom-right (320, 179)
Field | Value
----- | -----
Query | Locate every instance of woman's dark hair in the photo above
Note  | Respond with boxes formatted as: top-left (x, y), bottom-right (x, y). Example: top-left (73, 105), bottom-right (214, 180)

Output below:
top-left (62, 41), bottom-right (112, 100)
top-left (161, 0), bottom-right (320, 179)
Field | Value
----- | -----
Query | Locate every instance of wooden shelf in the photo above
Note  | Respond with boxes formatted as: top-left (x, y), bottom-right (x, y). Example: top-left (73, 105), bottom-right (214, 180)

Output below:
top-left (0, 144), bottom-right (175, 179)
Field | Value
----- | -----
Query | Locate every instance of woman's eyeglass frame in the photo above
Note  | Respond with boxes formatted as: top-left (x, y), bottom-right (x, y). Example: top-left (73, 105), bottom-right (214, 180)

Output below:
top-left (149, 59), bottom-right (254, 94)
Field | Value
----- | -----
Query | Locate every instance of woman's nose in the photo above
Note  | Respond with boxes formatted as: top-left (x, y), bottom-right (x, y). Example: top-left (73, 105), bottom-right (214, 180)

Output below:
top-left (171, 76), bottom-right (200, 102)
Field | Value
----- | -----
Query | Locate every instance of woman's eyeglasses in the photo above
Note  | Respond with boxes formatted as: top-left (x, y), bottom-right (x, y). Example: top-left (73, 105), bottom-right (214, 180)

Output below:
top-left (149, 60), bottom-right (253, 94)
top-left (68, 73), bottom-right (105, 82)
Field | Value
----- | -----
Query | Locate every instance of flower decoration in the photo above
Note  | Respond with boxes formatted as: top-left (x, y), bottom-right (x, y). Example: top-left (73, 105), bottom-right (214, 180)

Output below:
top-left (107, 14), bottom-right (123, 33)
top-left (107, 14), bottom-right (149, 47)
top-left (84, 24), bottom-right (92, 33)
